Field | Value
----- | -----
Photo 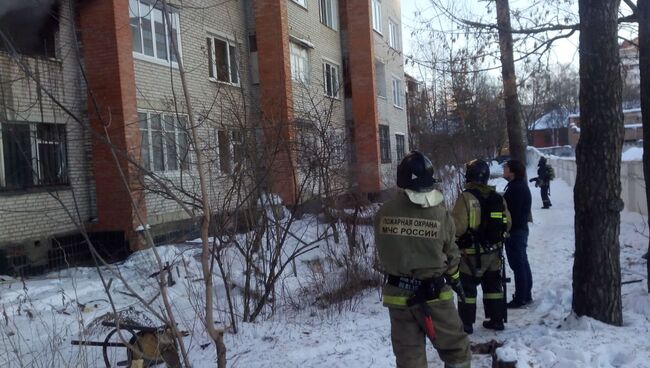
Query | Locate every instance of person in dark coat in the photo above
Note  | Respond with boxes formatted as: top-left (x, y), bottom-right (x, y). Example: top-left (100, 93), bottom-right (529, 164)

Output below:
top-left (529, 157), bottom-right (553, 209)
top-left (503, 159), bottom-right (533, 308)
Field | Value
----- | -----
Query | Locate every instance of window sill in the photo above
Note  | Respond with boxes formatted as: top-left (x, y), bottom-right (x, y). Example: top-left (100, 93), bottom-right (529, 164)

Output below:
top-left (0, 50), bottom-right (62, 63)
top-left (381, 160), bottom-right (392, 165)
top-left (324, 94), bottom-right (341, 101)
top-left (133, 52), bottom-right (179, 69)
top-left (321, 23), bottom-right (338, 32)
top-left (377, 95), bottom-right (387, 100)
top-left (0, 184), bottom-right (72, 197)
top-left (373, 29), bottom-right (383, 37)
top-left (393, 104), bottom-right (404, 110)
top-left (208, 77), bottom-right (241, 88)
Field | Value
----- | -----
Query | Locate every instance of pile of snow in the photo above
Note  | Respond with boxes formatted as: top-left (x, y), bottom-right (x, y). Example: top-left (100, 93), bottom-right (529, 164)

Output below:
top-left (622, 146), bottom-right (643, 161)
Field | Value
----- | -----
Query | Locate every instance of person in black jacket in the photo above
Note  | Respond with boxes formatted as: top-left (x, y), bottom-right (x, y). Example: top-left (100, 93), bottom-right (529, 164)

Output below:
top-left (529, 157), bottom-right (553, 209)
top-left (503, 159), bottom-right (533, 308)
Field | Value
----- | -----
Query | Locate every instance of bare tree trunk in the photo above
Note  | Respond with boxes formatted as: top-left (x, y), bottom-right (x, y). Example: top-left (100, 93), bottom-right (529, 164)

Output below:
top-left (495, 0), bottom-right (526, 164)
top-left (639, 0), bottom-right (650, 293)
top-left (162, 1), bottom-right (225, 366)
top-left (573, 0), bottom-right (623, 325)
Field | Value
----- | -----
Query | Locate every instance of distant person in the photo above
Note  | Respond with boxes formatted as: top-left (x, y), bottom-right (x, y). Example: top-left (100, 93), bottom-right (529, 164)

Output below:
top-left (529, 157), bottom-right (554, 209)
top-left (452, 159), bottom-right (511, 334)
top-left (375, 151), bottom-right (471, 368)
top-left (503, 159), bottom-right (533, 308)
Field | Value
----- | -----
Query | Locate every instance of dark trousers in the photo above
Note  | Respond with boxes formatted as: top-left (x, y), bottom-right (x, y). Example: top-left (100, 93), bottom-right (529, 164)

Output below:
top-left (505, 229), bottom-right (532, 302)
top-left (540, 185), bottom-right (551, 207)
top-left (457, 253), bottom-right (505, 325)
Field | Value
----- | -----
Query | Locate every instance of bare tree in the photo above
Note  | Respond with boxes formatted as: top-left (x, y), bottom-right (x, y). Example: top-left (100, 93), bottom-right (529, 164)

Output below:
top-left (637, 0), bottom-right (650, 292)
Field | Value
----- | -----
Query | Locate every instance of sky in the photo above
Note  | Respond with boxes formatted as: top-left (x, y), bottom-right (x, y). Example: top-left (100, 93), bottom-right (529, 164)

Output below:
top-left (399, 0), bottom-right (583, 78)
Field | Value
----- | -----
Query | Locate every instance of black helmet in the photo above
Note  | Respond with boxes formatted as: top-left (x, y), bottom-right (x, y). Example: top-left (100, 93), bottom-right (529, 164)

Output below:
top-left (397, 151), bottom-right (436, 192)
top-left (465, 159), bottom-right (490, 184)
top-left (538, 157), bottom-right (547, 166)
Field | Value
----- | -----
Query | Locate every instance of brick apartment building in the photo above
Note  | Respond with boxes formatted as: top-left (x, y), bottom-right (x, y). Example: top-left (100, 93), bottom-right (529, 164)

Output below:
top-left (0, 0), bottom-right (408, 273)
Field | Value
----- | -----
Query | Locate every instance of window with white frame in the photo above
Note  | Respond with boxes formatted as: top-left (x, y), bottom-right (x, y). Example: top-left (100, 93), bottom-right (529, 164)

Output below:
top-left (291, 0), bottom-right (307, 7)
top-left (388, 19), bottom-right (400, 50)
top-left (216, 129), bottom-right (243, 174)
top-left (0, 122), bottom-right (68, 189)
top-left (379, 125), bottom-right (391, 163)
top-left (322, 61), bottom-right (340, 98)
top-left (129, 0), bottom-right (181, 63)
top-left (375, 59), bottom-right (386, 97)
top-left (372, 0), bottom-right (382, 33)
top-left (207, 36), bottom-right (239, 85)
top-left (395, 133), bottom-right (405, 160)
top-left (290, 42), bottom-right (310, 83)
top-left (139, 112), bottom-right (190, 172)
top-left (319, 0), bottom-right (338, 29)
top-left (392, 77), bottom-right (404, 108)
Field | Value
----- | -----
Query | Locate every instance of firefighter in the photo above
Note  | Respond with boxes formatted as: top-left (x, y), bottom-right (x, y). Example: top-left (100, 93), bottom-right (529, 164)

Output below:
top-left (452, 159), bottom-right (511, 334)
top-left (375, 151), bottom-right (471, 368)
top-left (529, 157), bottom-right (554, 209)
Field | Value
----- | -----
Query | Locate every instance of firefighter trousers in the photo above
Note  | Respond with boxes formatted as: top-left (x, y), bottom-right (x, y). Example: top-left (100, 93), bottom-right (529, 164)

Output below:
top-left (457, 251), bottom-right (506, 326)
top-left (388, 298), bottom-right (471, 368)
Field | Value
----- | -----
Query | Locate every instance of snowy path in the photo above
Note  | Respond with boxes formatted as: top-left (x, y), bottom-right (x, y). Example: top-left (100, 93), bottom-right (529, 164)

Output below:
top-left (228, 176), bottom-right (650, 368)
top-left (1, 176), bottom-right (649, 367)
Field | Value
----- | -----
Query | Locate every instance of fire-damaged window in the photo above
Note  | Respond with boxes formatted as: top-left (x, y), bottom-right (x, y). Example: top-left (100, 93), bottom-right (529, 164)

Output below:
top-left (0, 122), bottom-right (68, 190)
top-left (0, 1), bottom-right (60, 58)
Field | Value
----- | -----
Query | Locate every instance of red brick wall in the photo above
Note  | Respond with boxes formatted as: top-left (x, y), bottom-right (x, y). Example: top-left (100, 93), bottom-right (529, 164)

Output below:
top-left (340, 0), bottom-right (381, 193)
top-left (254, 0), bottom-right (298, 204)
top-left (78, 0), bottom-right (147, 249)
top-left (531, 128), bottom-right (569, 148)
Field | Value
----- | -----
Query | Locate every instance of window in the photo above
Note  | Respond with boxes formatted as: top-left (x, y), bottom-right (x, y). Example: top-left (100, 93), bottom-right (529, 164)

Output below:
top-left (139, 112), bottom-right (190, 172)
top-left (372, 0), bottom-right (382, 33)
top-left (395, 134), bottom-right (405, 161)
top-left (322, 61), bottom-right (340, 98)
top-left (392, 77), bottom-right (403, 108)
top-left (375, 60), bottom-right (386, 97)
top-left (319, 0), bottom-right (338, 29)
top-left (207, 37), bottom-right (239, 85)
top-left (297, 121), bottom-right (318, 168)
top-left (291, 0), bottom-right (307, 7)
top-left (217, 129), bottom-right (243, 174)
top-left (379, 125), bottom-right (391, 163)
top-left (0, 122), bottom-right (67, 189)
top-left (0, 1), bottom-right (59, 58)
top-left (129, 0), bottom-right (180, 64)
top-left (290, 42), bottom-right (310, 83)
top-left (388, 19), bottom-right (400, 50)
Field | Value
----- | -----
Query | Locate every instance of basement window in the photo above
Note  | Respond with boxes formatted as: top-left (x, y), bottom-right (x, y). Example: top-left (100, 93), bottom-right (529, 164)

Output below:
top-left (0, 1), bottom-right (60, 58)
top-left (0, 122), bottom-right (68, 190)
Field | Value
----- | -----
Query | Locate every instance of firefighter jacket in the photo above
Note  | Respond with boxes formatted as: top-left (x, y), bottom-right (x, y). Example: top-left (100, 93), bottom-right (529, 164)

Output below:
top-left (452, 182), bottom-right (512, 243)
top-left (375, 190), bottom-right (459, 308)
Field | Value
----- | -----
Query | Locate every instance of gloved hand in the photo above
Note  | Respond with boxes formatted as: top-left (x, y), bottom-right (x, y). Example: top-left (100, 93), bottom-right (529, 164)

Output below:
top-left (445, 271), bottom-right (465, 303)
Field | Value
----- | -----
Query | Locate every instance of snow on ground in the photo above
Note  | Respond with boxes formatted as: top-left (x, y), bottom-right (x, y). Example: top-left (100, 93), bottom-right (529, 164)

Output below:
top-left (2, 166), bottom-right (650, 367)
top-left (622, 147), bottom-right (643, 161)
